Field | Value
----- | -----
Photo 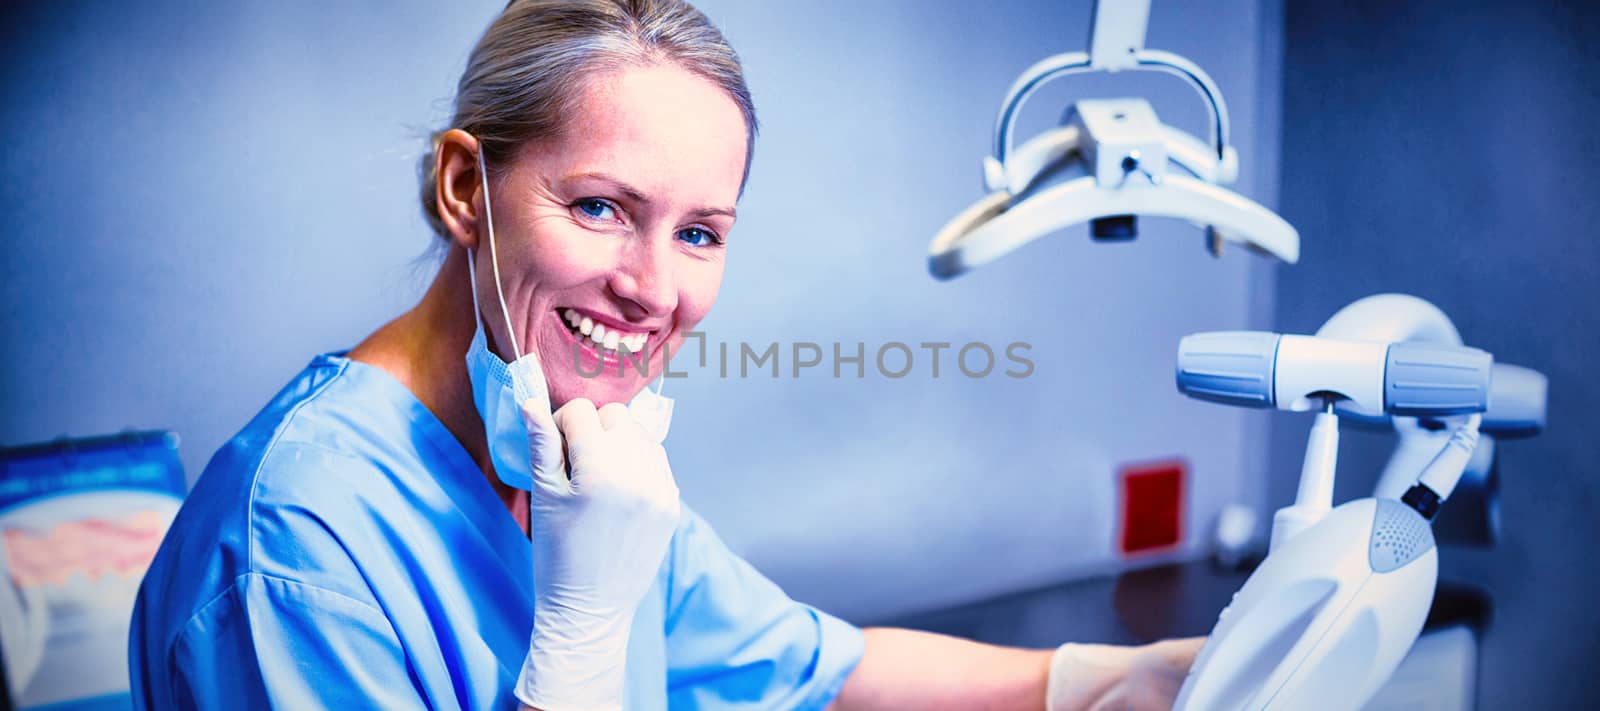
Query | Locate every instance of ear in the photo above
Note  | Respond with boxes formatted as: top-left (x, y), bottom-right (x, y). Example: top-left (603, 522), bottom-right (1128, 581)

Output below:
top-left (435, 129), bottom-right (486, 251)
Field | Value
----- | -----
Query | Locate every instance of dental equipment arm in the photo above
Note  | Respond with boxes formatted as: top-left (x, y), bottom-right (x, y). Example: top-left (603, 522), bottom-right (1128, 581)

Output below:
top-left (1368, 362), bottom-right (1546, 523)
top-left (1305, 294), bottom-right (1549, 509)
top-left (929, 0), bottom-right (1298, 280)
top-left (1400, 414), bottom-right (1481, 518)
top-left (1177, 329), bottom-right (1492, 549)
top-left (1175, 331), bottom-right (1492, 417)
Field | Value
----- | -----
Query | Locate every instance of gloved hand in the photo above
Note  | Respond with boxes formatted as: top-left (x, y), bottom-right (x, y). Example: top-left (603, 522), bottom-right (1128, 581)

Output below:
top-left (514, 398), bottom-right (682, 711)
top-left (1046, 637), bottom-right (1204, 711)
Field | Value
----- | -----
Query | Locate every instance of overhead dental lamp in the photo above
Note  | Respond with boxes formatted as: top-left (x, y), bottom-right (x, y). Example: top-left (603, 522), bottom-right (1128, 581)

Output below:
top-left (928, 0), bottom-right (1299, 279)
top-left (1170, 294), bottom-right (1548, 710)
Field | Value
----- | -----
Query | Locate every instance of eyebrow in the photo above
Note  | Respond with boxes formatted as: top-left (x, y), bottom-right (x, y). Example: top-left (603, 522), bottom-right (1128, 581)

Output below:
top-left (563, 172), bottom-right (737, 220)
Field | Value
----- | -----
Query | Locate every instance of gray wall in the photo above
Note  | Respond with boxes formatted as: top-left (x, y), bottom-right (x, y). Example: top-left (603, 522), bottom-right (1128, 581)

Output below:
top-left (1274, 0), bottom-right (1600, 706)
top-left (0, 1), bottom-right (1284, 624)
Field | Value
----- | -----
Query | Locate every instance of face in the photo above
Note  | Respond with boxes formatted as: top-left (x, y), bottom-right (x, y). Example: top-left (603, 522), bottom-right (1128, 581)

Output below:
top-left (474, 63), bottom-right (747, 407)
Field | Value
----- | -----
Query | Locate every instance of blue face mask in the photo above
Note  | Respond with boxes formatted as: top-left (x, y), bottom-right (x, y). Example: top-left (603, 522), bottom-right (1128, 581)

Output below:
top-left (463, 146), bottom-right (674, 491)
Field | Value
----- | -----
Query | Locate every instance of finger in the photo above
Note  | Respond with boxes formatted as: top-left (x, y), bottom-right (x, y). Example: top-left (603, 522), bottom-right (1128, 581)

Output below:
top-left (1147, 637), bottom-right (1206, 668)
top-left (520, 398), bottom-right (567, 488)
top-left (597, 401), bottom-right (633, 431)
top-left (553, 398), bottom-right (601, 441)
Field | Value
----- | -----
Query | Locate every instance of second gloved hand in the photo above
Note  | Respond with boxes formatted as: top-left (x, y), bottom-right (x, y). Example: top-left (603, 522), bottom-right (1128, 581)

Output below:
top-left (1046, 637), bottom-right (1204, 711)
top-left (514, 398), bottom-right (682, 711)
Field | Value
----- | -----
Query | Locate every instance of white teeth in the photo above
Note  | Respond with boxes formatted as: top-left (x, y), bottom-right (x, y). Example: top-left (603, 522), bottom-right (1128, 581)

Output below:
top-left (561, 309), bottom-right (650, 355)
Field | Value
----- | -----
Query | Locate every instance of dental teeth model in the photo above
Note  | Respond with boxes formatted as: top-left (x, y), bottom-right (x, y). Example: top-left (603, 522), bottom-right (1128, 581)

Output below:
top-left (562, 308), bottom-right (647, 356)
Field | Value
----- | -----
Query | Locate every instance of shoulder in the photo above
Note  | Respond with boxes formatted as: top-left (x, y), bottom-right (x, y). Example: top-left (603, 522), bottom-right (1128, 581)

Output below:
top-left (141, 356), bottom-right (433, 629)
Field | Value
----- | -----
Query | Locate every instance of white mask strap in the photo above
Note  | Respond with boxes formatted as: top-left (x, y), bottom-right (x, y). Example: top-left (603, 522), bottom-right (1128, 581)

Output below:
top-left (478, 145), bottom-right (523, 362)
top-left (466, 234), bottom-right (481, 325)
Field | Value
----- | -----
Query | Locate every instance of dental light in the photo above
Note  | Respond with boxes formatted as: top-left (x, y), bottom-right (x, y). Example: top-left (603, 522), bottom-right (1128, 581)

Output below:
top-left (1169, 294), bottom-right (1547, 711)
top-left (928, 0), bottom-right (1299, 280)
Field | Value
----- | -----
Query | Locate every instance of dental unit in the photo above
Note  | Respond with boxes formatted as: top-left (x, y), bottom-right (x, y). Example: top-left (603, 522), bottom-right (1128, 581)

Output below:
top-left (927, 0), bottom-right (1298, 280)
top-left (1170, 294), bottom-right (1548, 710)
top-left (1308, 296), bottom-right (1547, 516)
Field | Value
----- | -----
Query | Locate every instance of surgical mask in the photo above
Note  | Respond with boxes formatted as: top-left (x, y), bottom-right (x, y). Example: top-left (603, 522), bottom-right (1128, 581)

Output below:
top-left (463, 145), bottom-right (674, 491)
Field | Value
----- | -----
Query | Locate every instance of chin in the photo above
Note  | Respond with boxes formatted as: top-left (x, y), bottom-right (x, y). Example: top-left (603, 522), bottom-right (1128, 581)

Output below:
top-left (547, 371), bottom-right (646, 409)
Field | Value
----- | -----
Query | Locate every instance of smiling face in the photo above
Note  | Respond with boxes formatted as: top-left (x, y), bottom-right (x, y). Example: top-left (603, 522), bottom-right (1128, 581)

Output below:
top-left (473, 62), bottom-right (748, 407)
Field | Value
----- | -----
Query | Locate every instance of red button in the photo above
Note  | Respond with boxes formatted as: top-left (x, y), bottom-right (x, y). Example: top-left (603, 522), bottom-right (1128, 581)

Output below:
top-left (1119, 459), bottom-right (1186, 555)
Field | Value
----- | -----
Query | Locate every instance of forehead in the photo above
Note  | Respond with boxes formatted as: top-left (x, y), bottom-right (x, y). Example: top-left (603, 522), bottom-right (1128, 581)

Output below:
top-left (527, 63), bottom-right (748, 207)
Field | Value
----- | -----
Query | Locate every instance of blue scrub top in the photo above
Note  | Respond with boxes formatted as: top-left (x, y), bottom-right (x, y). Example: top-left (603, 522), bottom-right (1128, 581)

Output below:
top-left (129, 354), bottom-right (863, 710)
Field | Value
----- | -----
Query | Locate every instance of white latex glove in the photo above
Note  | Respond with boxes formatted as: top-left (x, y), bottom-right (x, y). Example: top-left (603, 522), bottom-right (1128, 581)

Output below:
top-left (1046, 638), bottom-right (1204, 711)
top-left (514, 398), bottom-right (682, 711)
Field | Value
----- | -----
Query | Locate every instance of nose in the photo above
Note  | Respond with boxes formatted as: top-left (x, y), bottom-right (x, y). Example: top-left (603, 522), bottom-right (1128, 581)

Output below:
top-left (609, 232), bottom-right (677, 319)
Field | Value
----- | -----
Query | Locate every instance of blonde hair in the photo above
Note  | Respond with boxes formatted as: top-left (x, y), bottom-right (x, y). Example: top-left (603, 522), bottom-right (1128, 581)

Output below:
top-left (419, 0), bottom-right (758, 238)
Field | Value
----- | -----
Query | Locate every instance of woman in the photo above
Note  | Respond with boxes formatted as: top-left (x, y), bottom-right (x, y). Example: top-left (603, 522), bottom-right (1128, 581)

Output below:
top-left (129, 1), bottom-right (1200, 709)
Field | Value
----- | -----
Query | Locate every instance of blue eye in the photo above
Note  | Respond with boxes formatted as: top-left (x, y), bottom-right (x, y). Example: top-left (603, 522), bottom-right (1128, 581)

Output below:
top-left (575, 199), bottom-right (617, 221)
top-left (677, 227), bottom-right (721, 247)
